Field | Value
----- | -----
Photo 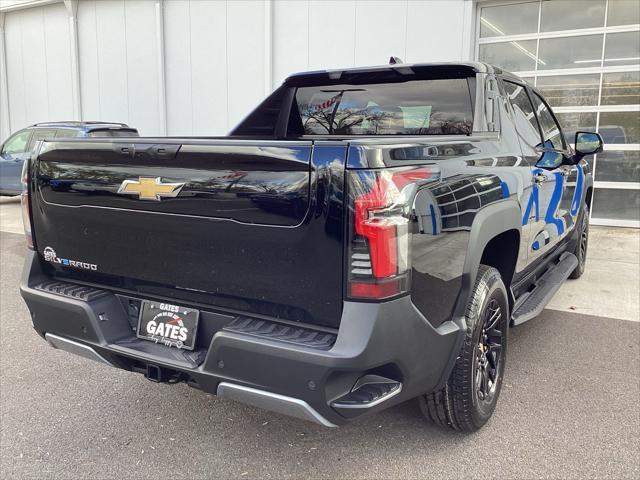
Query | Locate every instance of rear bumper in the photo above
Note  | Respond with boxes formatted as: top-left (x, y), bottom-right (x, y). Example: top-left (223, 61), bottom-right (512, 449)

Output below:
top-left (20, 251), bottom-right (461, 427)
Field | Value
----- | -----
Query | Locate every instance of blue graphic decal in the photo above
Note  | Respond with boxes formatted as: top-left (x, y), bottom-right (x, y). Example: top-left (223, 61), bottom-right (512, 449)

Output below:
top-left (570, 165), bottom-right (584, 217)
top-left (522, 169), bottom-right (543, 225)
top-left (544, 172), bottom-right (565, 235)
top-left (500, 181), bottom-right (510, 199)
top-left (532, 241), bottom-right (540, 251)
top-left (429, 204), bottom-right (438, 235)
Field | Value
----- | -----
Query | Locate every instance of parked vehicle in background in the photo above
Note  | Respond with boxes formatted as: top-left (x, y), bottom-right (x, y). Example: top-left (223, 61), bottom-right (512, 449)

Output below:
top-left (0, 122), bottom-right (138, 195)
top-left (19, 62), bottom-right (602, 432)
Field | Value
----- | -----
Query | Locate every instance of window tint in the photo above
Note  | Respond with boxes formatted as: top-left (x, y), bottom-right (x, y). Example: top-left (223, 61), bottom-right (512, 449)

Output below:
top-left (87, 129), bottom-right (139, 137)
top-left (531, 92), bottom-right (566, 150)
top-left (1, 130), bottom-right (31, 154)
top-left (27, 128), bottom-right (57, 151)
top-left (292, 79), bottom-right (473, 136)
top-left (503, 80), bottom-right (541, 148)
top-left (55, 128), bottom-right (80, 138)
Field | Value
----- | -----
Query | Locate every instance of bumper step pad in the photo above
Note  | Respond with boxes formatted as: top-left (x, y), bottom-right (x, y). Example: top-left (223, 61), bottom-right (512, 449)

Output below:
top-left (224, 317), bottom-right (337, 350)
top-left (512, 252), bottom-right (578, 326)
top-left (34, 280), bottom-right (108, 302)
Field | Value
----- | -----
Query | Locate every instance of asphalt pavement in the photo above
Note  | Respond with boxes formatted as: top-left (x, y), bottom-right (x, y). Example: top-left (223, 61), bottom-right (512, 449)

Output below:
top-left (0, 230), bottom-right (639, 479)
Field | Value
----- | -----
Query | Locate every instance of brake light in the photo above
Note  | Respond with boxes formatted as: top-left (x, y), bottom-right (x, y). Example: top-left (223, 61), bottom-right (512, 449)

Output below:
top-left (347, 167), bottom-right (435, 300)
top-left (20, 158), bottom-right (34, 250)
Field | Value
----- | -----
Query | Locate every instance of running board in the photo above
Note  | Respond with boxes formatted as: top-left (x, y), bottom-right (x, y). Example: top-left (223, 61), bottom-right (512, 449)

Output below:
top-left (511, 252), bottom-right (578, 326)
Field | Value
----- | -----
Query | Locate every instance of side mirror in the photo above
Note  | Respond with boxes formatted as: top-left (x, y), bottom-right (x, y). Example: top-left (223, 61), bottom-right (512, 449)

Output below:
top-left (574, 131), bottom-right (603, 159)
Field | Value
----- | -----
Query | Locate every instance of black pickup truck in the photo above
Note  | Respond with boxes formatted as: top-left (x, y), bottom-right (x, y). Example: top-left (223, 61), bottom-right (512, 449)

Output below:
top-left (20, 62), bottom-right (602, 431)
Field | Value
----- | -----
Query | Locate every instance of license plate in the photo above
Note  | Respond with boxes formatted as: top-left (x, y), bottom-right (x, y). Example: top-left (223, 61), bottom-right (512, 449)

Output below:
top-left (136, 301), bottom-right (199, 350)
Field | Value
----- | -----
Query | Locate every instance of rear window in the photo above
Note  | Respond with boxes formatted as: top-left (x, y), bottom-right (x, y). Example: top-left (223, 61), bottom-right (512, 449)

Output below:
top-left (87, 129), bottom-right (139, 137)
top-left (291, 79), bottom-right (473, 136)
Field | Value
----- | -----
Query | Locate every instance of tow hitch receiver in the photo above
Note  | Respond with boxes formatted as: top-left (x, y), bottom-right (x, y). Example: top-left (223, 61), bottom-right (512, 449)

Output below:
top-left (145, 364), bottom-right (168, 383)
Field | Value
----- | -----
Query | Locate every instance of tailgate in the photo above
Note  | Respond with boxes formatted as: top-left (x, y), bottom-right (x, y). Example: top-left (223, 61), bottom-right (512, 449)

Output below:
top-left (31, 139), bottom-right (346, 328)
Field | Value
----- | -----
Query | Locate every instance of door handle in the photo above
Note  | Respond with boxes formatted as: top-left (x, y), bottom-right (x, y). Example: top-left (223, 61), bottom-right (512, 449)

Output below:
top-left (534, 173), bottom-right (546, 184)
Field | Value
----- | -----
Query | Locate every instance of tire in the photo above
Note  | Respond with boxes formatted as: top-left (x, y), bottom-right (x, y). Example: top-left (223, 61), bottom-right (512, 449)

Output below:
top-left (419, 265), bottom-right (509, 431)
top-left (569, 203), bottom-right (589, 279)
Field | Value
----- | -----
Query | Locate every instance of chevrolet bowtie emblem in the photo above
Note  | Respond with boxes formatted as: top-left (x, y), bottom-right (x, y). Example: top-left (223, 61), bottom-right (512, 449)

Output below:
top-left (117, 177), bottom-right (185, 201)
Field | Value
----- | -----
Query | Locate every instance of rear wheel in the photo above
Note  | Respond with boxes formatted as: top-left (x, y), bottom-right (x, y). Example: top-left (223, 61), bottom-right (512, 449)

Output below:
top-left (419, 265), bottom-right (508, 431)
top-left (569, 203), bottom-right (589, 279)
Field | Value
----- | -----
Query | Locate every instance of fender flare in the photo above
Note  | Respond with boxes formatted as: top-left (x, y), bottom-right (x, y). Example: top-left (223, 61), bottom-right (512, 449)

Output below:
top-left (454, 198), bottom-right (523, 320)
top-left (433, 199), bottom-right (522, 391)
top-left (583, 170), bottom-right (594, 206)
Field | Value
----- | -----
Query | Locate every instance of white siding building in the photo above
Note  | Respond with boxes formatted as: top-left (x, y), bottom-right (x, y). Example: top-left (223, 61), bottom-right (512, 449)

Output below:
top-left (0, 0), bottom-right (638, 226)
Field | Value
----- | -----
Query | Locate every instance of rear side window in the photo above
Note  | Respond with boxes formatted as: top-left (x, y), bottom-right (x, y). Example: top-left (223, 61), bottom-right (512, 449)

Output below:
top-left (531, 92), bottom-right (567, 151)
top-left (291, 79), bottom-right (473, 136)
top-left (87, 129), bottom-right (139, 137)
top-left (27, 128), bottom-right (57, 151)
top-left (1, 130), bottom-right (31, 154)
top-left (503, 80), bottom-right (542, 148)
top-left (55, 128), bottom-right (80, 139)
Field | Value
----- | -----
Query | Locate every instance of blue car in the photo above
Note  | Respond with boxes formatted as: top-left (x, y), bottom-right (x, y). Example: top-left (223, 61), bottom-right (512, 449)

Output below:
top-left (0, 121), bottom-right (138, 195)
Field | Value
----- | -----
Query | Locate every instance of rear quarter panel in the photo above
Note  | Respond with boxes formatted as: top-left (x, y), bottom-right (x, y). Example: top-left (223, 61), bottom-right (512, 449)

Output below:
top-left (346, 101), bottom-right (531, 327)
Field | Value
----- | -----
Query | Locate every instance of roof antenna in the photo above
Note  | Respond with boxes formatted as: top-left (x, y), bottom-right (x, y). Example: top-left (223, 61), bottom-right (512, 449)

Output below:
top-left (389, 56), bottom-right (403, 65)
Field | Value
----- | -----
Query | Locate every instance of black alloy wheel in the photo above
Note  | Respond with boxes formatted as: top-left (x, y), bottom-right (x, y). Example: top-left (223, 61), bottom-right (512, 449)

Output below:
top-left (420, 265), bottom-right (509, 431)
top-left (474, 298), bottom-right (503, 410)
top-left (570, 203), bottom-right (589, 279)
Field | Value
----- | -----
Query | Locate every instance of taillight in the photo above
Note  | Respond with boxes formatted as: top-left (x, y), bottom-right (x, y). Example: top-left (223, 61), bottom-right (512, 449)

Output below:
top-left (20, 158), bottom-right (34, 250)
top-left (347, 166), bottom-right (437, 300)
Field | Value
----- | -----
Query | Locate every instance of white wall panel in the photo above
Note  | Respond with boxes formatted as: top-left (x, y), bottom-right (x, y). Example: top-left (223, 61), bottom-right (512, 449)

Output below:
top-left (164, 0), bottom-right (193, 135)
top-left (405, 0), bottom-right (467, 62)
top-left (354, 1), bottom-right (407, 66)
top-left (76, 0), bottom-right (100, 124)
top-left (123, 0), bottom-right (160, 135)
top-left (165, 0), bottom-right (230, 136)
top-left (43, 4), bottom-right (73, 121)
top-left (78, 1), bottom-right (128, 125)
top-left (0, 14), bottom-right (10, 142)
top-left (165, 0), bottom-right (265, 135)
top-left (226, 0), bottom-right (265, 130)
top-left (308, 0), bottom-right (356, 71)
top-left (78, 0), bottom-right (160, 135)
top-left (4, 2), bottom-right (72, 132)
top-left (188, 0), bottom-right (226, 135)
top-left (272, 0), bottom-right (470, 87)
top-left (2, 0), bottom-right (476, 139)
top-left (272, 0), bottom-right (308, 88)
top-left (4, 10), bottom-right (27, 131)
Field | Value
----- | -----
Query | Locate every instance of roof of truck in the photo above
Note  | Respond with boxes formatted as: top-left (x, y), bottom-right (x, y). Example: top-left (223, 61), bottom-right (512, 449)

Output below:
top-left (285, 62), bottom-right (503, 82)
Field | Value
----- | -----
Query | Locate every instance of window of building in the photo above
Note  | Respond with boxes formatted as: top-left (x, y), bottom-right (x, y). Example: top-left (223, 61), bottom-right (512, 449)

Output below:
top-left (477, 0), bottom-right (640, 227)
